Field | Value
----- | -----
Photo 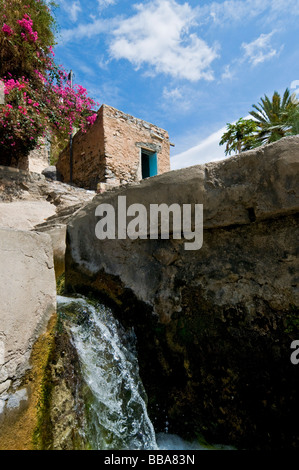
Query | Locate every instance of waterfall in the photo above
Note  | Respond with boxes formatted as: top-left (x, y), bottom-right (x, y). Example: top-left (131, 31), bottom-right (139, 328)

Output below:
top-left (57, 295), bottom-right (158, 451)
top-left (57, 295), bottom-right (233, 451)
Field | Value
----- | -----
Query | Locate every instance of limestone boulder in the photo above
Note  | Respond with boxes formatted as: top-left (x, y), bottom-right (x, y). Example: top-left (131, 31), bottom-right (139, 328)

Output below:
top-left (65, 135), bottom-right (299, 312)
top-left (0, 165), bottom-right (95, 279)
top-left (0, 229), bottom-right (56, 406)
top-left (37, 224), bottom-right (67, 279)
top-left (64, 136), bottom-right (299, 450)
top-left (0, 200), bottom-right (56, 231)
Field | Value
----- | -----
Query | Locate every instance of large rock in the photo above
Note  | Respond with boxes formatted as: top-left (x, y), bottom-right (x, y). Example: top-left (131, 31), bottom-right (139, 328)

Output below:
top-left (0, 200), bottom-right (57, 231)
top-left (0, 228), bottom-right (56, 390)
top-left (0, 228), bottom-right (56, 447)
top-left (64, 136), bottom-right (299, 450)
top-left (42, 166), bottom-right (58, 181)
top-left (34, 203), bottom-right (86, 279)
top-left (0, 165), bottom-right (95, 278)
top-left (65, 136), bottom-right (299, 313)
top-left (0, 165), bottom-right (95, 209)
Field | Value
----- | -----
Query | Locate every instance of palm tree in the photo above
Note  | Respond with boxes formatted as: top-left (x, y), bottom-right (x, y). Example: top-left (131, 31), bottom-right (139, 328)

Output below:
top-left (219, 118), bottom-right (258, 156)
top-left (249, 88), bottom-right (298, 145)
top-left (290, 109), bottom-right (299, 134)
top-left (286, 97), bottom-right (299, 136)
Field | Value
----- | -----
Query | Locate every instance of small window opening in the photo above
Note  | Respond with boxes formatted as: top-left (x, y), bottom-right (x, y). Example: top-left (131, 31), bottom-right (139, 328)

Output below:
top-left (141, 149), bottom-right (158, 179)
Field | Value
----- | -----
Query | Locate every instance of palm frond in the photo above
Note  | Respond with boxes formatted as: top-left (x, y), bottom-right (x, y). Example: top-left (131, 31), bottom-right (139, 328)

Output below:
top-left (281, 88), bottom-right (291, 109)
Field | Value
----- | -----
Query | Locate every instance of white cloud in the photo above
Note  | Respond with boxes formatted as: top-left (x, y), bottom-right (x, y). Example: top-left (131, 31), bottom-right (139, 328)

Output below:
top-left (58, 0), bottom-right (82, 22)
top-left (97, 0), bottom-right (116, 9)
top-left (221, 64), bottom-right (234, 80)
top-left (171, 115), bottom-right (253, 169)
top-left (69, 1), bottom-right (82, 22)
top-left (162, 85), bottom-right (204, 113)
top-left (60, 18), bottom-right (112, 42)
top-left (241, 32), bottom-right (280, 66)
top-left (78, 63), bottom-right (95, 75)
top-left (170, 126), bottom-right (227, 170)
top-left (162, 86), bottom-right (190, 112)
top-left (199, 0), bottom-right (299, 25)
top-left (163, 87), bottom-right (183, 101)
top-left (98, 55), bottom-right (110, 70)
top-left (204, 0), bottom-right (267, 24)
top-left (109, 0), bottom-right (219, 81)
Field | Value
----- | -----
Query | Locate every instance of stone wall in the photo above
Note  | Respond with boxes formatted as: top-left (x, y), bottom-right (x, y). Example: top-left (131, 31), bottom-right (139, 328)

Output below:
top-left (56, 106), bottom-right (106, 190)
top-left (103, 105), bottom-right (170, 185)
top-left (56, 104), bottom-right (171, 190)
top-left (63, 136), bottom-right (299, 450)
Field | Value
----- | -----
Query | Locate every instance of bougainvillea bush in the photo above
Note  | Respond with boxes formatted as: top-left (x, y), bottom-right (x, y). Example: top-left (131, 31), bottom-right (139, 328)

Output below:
top-left (0, 0), bottom-right (98, 165)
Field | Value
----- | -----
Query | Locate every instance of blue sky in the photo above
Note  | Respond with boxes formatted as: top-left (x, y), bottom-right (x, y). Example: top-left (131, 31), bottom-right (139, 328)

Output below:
top-left (51, 0), bottom-right (299, 169)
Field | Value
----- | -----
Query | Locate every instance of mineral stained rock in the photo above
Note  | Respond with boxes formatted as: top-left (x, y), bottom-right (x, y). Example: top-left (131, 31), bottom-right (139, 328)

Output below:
top-left (0, 228), bottom-right (57, 449)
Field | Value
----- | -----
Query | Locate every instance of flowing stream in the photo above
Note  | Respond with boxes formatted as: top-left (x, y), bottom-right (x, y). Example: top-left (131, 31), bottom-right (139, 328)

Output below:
top-left (57, 295), bottom-right (231, 451)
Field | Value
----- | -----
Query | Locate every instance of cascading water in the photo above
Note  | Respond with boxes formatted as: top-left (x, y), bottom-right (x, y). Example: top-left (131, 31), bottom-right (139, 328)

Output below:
top-left (57, 295), bottom-right (158, 451)
top-left (57, 295), bottom-right (233, 451)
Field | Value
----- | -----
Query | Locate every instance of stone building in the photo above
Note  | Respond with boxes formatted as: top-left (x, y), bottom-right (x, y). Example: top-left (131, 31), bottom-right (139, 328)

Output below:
top-left (56, 104), bottom-right (171, 191)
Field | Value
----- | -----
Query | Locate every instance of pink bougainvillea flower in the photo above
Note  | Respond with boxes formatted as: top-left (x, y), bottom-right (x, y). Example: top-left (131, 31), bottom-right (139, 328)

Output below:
top-left (17, 14), bottom-right (38, 42)
top-left (2, 23), bottom-right (14, 36)
top-left (86, 113), bottom-right (98, 125)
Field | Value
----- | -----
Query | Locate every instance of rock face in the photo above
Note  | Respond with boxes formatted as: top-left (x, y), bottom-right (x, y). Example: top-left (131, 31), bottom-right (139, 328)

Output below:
top-left (0, 165), bottom-right (95, 209)
top-left (0, 228), bottom-right (57, 449)
top-left (64, 136), bottom-right (299, 450)
top-left (0, 165), bottom-right (95, 278)
top-left (0, 200), bottom-right (57, 231)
